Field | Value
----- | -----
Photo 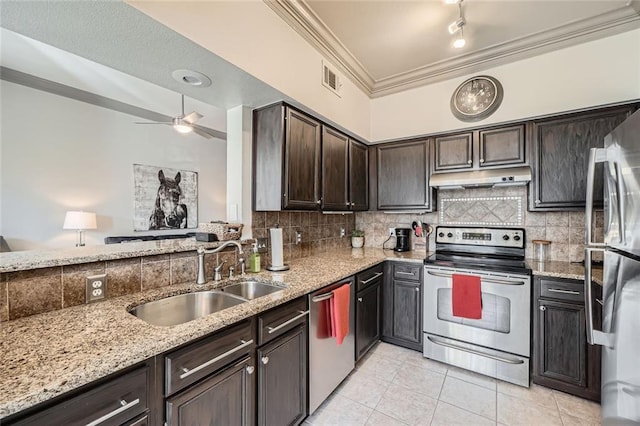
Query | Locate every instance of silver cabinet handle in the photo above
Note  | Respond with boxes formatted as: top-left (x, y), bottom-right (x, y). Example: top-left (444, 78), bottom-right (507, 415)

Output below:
top-left (539, 306), bottom-right (546, 311)
top-left (261, 356), bottom-right (269, 365)
top-left (360, 272), bottom-right (383, 285)
top-left (467, 159), bottom-right (472, 164)
top-left (426, 270), bottom-right (524, 286)
top-left (351, 202), bottom-right (355, 206)
top-left (85, 398), bottom-right (140, 426)
top-left (479, 158), bottom-right (485, 163)
top-left (311, 292), bottom-right (333, 302)
top-left (585, 248), bottom-right (610, 347)
top-left (316, 199), bottom-right (321, 205)
top-left (396, 271), bottom-right (417, 276)
top-left (267, 310), bottom-right (309, 334)
top-left (596, 298), bottom-right (604, 306)
top-left (179, 339), bottom-right (254, 379)
top-left (586, 148), bottom-right (607, 247)
top-left (246, 366), bottom-right (255, 375)
top-left (358, 297), bottom-right (363, 302)
top-left (346, 202), bottom-right (350, 206)
top-left (535, 199), bottom-right (541, 204)
top-left (415, 287), bottom-right (419, 292)
top-left (548, 288), bottom-right (581, 295)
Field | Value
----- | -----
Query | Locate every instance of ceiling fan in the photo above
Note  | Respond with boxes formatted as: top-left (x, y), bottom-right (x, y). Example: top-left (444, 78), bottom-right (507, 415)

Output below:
top-left (135, 94), bottom-right (215, 139)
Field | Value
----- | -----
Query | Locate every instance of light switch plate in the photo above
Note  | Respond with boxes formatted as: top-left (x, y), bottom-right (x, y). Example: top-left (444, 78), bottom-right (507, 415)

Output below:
top-left (86, 274), bottom-right (107, 303)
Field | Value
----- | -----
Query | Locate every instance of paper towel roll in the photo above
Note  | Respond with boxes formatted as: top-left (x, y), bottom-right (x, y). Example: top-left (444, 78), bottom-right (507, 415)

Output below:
top-left (268, 228), bottom-right (289, 271)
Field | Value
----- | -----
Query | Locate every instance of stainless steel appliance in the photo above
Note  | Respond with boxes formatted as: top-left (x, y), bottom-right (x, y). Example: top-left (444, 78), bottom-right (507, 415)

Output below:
top-left (423, 226), bottom-right (532, 387)
top-left (308, 278), bottom-right (355, 414)
top-left (394, 228), bottom-right (411, 252)
top-left (585, 109), bottom-right (640, 424)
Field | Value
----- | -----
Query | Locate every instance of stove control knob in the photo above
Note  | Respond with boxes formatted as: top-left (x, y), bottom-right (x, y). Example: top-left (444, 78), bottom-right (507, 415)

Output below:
top-left (502, 235), bottom-right (510, 241)
top-left (447, 233), bottom-right (453, 238)
top-left (513, 235), bottom-right (521, 241)
top-left (438, 232), bottom-right (445, 238)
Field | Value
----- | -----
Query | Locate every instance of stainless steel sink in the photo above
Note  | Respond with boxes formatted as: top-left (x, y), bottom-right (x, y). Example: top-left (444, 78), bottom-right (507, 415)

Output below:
top-left (222, 280), bottom-right (285, 300)
top-left (129, 291), bottom-right (246, 327)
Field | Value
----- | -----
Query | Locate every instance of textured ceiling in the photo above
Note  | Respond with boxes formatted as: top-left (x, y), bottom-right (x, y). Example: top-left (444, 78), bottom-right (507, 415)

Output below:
top-left (270, 0), bottom-right (640, 96)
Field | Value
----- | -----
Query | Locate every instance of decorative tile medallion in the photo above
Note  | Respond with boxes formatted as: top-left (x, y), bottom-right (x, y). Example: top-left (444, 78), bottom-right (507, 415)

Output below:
top-left (440, 196), bottom-right (523, 226)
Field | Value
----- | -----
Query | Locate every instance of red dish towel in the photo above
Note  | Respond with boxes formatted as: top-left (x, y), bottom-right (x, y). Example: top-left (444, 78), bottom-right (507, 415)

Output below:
top-left (452, 273), bottom-right (482, 319)
top-left (330, 284), bottom-right (351, 345)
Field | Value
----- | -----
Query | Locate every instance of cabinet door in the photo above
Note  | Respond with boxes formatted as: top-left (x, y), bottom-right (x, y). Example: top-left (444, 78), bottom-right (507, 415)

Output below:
top-left (535, 299), bottom-right (586, 386)
top-left (377, 140), bottom-right (431, 210)
top-left (284, 108), bottom-right (321, 210)
top-left (321, 126), bottom-right (349, 211)
top-left (356, 278), bottom-right (381, 361)
top-left (433, 132), bottom-right (473, 171)
top-left (478, 125), bottom-right (526, 168)
top-left (530, 107), bottom-right (632, 210)
top-left (349, 140), bottom-right (369, 211)
top-left (392, 280), bottom-right (422, 345)
top-left (258, 325), bottom-right (307, 426)
top-left (166, 356), bottom-right (255, 426)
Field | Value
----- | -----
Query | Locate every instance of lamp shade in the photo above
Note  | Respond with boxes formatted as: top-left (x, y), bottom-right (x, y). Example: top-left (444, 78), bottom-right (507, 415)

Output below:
top-left (63, 211), bottom-right (97, 230)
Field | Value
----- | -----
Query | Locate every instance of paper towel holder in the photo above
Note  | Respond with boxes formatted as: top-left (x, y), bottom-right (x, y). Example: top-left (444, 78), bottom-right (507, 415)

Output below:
top-left (267, 227), bottom-right (290, 272)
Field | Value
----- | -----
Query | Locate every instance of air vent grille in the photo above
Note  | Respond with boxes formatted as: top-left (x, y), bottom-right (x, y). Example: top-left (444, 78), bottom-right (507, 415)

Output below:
top-left (322, 61), bottom-right (341, 97)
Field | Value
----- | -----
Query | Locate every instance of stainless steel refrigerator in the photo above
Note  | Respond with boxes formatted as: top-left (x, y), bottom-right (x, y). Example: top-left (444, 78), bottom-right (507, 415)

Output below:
top-left (585, 108), bottom-right (640, 424)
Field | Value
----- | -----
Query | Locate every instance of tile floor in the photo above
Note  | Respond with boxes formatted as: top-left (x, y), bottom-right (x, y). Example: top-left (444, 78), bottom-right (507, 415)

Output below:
top-left (305, 342), bottom-right (601, 426)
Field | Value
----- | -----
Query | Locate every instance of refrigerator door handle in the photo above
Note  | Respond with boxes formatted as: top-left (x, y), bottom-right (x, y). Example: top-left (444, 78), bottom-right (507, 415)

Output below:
top-left (613, 161), bottom-right (626, 245)
top-left (585, 248), bottom-right (611, 347)
top-left (586, 148), bottom-right (606, 247)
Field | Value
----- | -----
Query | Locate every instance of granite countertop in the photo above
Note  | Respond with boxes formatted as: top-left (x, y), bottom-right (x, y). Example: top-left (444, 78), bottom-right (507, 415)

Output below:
top-left (0, 248), bottom-right (425, 419)
top-left (528, 260), bottom-right (603, 285)
top-left (0, 238), bottom-right (251, 273)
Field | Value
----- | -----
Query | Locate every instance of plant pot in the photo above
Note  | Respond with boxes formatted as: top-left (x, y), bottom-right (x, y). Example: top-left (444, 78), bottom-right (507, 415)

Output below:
top-left (351, 236), bottom-right (364, 248)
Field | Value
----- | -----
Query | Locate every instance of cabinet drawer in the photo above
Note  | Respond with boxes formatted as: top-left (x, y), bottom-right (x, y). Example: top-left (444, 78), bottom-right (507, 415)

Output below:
top-left (11, 366), bottom-right (149, 426)
top-left (392, 263), bottom-right (421, 282)
top-left (258, 297), bottom-right (308, 346)
top-left (539, 277), bottom-right (584, 303)
top-left (165, 320), bottom-right (254, 396)
top-left (356, 263), bottom-right (384, 292)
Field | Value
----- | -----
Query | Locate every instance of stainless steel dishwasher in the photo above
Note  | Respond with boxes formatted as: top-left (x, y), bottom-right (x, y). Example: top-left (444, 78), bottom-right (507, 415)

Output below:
top-left (308, 277), bottom-right (355, 414)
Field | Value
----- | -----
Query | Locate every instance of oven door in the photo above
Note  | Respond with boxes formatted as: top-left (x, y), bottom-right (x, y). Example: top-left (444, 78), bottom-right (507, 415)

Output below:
top-left (423, 265), bottom-right (531, 357)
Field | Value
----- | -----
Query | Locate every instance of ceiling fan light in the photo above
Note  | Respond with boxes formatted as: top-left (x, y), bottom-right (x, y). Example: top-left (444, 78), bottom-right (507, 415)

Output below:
top-left (172, 118), bottom-right (193, 134)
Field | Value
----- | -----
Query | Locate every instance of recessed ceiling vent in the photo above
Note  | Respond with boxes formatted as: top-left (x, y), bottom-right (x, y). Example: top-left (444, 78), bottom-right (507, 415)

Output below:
top-left (322, 60), bottom-right (342, 97)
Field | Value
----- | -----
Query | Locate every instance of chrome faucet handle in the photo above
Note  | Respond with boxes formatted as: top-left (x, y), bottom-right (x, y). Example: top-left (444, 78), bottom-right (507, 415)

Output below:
top-left (239, 258), bottom-right (246, 276)
top-left (214, 261), bottom-right (226, 272)
top-left (229, 266), bottom-right (235, 278)
top-left (213, 261), bottom-right (226, 281)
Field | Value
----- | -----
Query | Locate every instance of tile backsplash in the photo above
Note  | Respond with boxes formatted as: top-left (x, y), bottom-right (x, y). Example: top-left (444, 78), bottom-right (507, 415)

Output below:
top-left (355, 186), bottom-right (603, 262)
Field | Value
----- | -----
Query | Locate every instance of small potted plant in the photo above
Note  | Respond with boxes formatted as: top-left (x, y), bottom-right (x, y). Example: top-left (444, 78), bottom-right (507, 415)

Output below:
top-left (351, 229), bottom-right (365, 248)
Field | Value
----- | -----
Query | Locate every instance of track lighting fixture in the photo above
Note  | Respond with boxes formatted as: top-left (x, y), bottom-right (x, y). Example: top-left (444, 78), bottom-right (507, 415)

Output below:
top-left (448, 0), bottom-right (466, 49)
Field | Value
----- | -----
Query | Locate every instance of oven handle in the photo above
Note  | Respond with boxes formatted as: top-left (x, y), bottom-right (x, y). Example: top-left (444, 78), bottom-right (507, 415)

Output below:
top-left (426, 270), bottom-right (525, 286)
top-left (427, 336), bottom-right (524, 365)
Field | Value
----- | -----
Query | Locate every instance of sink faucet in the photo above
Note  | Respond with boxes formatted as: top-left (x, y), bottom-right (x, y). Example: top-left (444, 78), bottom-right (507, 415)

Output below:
top-left (196, 241), bottom-right (244, 285)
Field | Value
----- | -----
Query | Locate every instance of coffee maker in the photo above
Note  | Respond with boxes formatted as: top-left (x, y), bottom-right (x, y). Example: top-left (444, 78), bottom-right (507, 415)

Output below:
top-left (394, 228), bottom-right (411, 252)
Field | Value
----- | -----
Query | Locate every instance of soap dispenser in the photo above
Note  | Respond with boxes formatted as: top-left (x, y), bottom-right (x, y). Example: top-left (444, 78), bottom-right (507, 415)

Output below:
top-left (249, 243), bottom-right (261, 273)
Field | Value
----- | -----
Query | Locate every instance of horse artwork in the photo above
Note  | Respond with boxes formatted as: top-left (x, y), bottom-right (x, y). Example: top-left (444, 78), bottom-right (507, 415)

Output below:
top-left (133, 165), bottom-right (198, 231)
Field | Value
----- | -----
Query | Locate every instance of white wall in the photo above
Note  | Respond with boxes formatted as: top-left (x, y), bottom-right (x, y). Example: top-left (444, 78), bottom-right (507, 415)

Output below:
top-left (1, 81), bottom-right (227, 250)
top-left (128, 0), bottom-right (372, 141)
top-left (371, 29), bottom-right (640, 141)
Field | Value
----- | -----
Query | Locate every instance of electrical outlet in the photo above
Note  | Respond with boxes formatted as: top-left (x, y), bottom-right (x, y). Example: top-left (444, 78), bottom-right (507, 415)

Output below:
top-left (256, 238), bottom-right (268, 253)
top-left (388, 228), bottom-right (396, 237)
top-left (86, 274), bottom-right (107, 303)
top-left (340, 228), bottom-right (346, 238)
top-left (295, 231), bottom-right (302, 245)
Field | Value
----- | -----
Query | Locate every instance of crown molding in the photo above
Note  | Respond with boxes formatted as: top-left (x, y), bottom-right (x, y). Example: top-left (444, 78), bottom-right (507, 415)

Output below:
top-left (266, 0), bottom-right (640, 98)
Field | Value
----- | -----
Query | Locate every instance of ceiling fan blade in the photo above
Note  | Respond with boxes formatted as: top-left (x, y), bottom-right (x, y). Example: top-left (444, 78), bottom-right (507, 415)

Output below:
top-left (191, 125), bottom-right (214, 139)
top-left (183, 111), bottom-right (203, 124)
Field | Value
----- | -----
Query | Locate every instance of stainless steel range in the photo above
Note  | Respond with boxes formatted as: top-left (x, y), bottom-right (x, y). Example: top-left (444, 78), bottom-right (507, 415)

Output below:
top-left (423, 226), bottom-right (532, 387)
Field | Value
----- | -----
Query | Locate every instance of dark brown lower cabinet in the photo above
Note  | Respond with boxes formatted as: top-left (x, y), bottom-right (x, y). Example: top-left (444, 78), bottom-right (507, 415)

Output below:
top-left (382, 262), bottom-right (423, 351)
top-left (533, 276), bottom-right (601, 401)
top-left (166, 356), bottom-right (255, 426)
top-left (356, 264), bottom-right (383, 361)
top-left (257, 324), bottom-right (308, 426)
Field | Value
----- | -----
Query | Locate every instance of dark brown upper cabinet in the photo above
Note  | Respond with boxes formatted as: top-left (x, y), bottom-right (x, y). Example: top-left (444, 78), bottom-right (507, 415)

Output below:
top-left (376, 139), bottom-right (433, 211)
top-left (253, 104), bottom-right (321, 211)
top-left (433, 124), bottom-right (526, 172)
top-left (320, 126), bottom-right (369, 211)
top-left (529, 106), bottom-right (634, 211)
top-left (254, 103), bottom-right (367, 211)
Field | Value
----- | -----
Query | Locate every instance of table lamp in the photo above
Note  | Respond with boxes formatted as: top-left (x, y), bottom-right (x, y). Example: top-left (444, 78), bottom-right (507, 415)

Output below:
top-left (63, 211), bottom-right (97, 247)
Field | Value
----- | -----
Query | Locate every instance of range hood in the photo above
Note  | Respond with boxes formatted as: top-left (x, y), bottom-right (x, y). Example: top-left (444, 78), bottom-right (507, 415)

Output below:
top-left (429, 166), bottom-right (532, 189)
